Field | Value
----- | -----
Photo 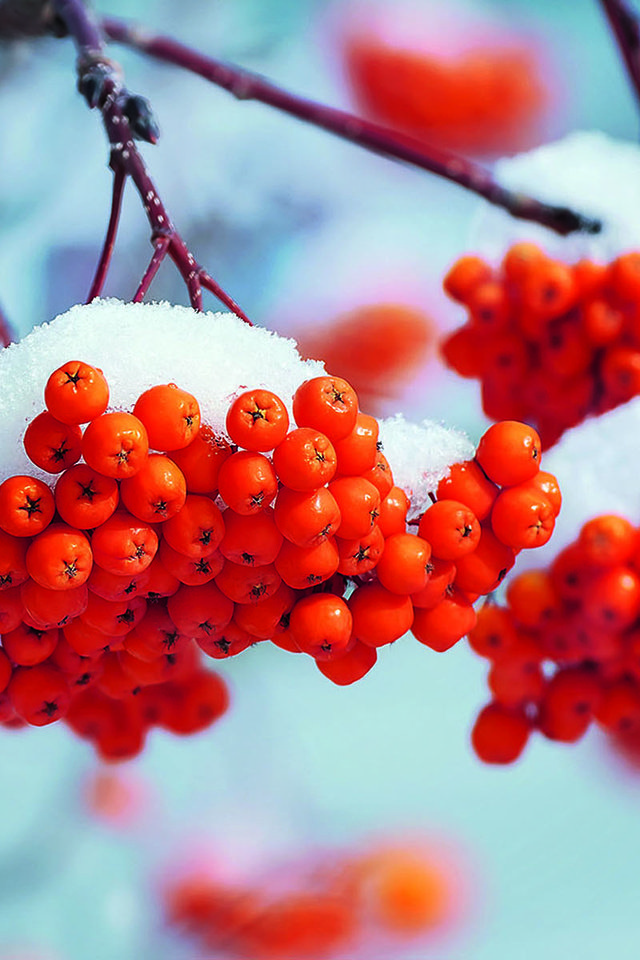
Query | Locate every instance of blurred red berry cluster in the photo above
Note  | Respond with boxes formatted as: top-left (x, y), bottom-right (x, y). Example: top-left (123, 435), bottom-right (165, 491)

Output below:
top-left (442, 246), bottom-right (640, 449)
top-left (470, 513), bottom-right (640, 764)
top-left (164, 837), bottom-right (462, 958)
top-left (343, 30), bottom-right (549, 157)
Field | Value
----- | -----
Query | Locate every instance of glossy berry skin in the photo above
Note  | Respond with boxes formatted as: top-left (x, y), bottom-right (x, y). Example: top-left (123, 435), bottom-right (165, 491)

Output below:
top-left (377, 486), bottom-right (409, 537)
top-left (333, 413), bottom-right (379, 476)
top-left (26, 524), bottom-right (93, 591)
top-left (288, 593), bottom-right (353, 660)
top-left (226, 388), bottom-right (289, 451)
top-left (8, 664), bottom-right (71, 726)
top-left (0, 529), bottom-right (28, 591)
top-left (54, 464), bottom-right (119, 529)
top-left (1, 623), bottom-right (59, 667)
top-left (490, 487), bottom-right (555, 550)
top-left (82, 411), bottom-right (149, 479)
top-left (120, 454), bottom-right (187, 523)
top-left (90, 512), bottom-right (159, 576)
top-left (329, 477), bottom-right (381, 540)
top-left (375, 532), bottom-right (431, 595)
top-left (274, 486), bottom-right (341, 548)
top-left (436, 460), bottom-right (498, 521)
top-left (44, 361), bottom-right (109, 424)
top-left (217, 451), bottom-right (278, 515)
top-left (411, 588), bottom-right (476, 653)
top-left (272, 428), bottom-right (337, 491)
top-left (23, 411), bottom-right (82, 474)
top-left (418, 500), bottom-right (480, 561)
top-left (348, 582), bottom-right (414, 648)
top-left (292, 376), bottom-right (359, 442)
top-left (164, 495), bottom-right (226, 560)
top-left (475, 421), bottom-right (541, 487)
top-left (169, 425), bottom-right (232, 495)
top-left (133, 383), bottom-right (201, 451)
top-left (316, 640), bottom-right (377, 685)
top-left (0, 476), bottom-right (55, 538)
top-left (21, 580), bottom-right (88, 630)
top-left (218, 506), bottom-right (282, 565)
top-left (275, 538), bottom-right (340, 590)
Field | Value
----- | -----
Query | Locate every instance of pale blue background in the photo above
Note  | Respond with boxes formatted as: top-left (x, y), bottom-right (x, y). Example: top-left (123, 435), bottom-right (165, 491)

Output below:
top-left (0, 1), bottom-right (639, 958)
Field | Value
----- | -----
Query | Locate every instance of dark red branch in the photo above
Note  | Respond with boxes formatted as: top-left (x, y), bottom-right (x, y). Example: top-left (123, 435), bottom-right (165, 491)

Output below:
top-left (133, 236), bottom-right (169, 302)
top-left (50, 0), bottom-right (250, 321)
top-left (102, 15), bottom-right (601, 237)
top-left (87, 165), bottom-right (125, 302)
top-left (0, 302), bottom-right (15, 348)
top-left (599, 0), bottom-right (640, 111)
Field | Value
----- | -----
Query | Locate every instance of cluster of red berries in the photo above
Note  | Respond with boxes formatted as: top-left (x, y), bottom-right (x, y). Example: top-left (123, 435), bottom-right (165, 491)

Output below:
top-left (470, 514), bottom-right (640, 764)
top-left (165, 839), bottom-right (456, 958)
top-left (441, 245), bottom-right (640, 449)
top-left (0, 358), bottom-right (557, 760)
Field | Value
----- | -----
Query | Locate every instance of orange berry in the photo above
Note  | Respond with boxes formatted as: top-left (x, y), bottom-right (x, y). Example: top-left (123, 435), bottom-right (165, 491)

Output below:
top-left (418, 499), bottom-right (480, 560)
top-left (348, 582), bottom-right (413, 647)
top-left (375, 532), bottom-right (431, 595)
top-left (24, 411), bottom-right (82, 474)
top-left (471, 702), bottom-right (531, 763)
top-left (476, 420), bottom-right (541, 487)
top-left (82, 411), bottom-right (149, 479)
top-left (44, 360), bottom-right (109, 424)
top-left (490, 485), bottom-right (555, 549)
top-left (411, 586), bottom-right (476, 652)
top-left (225, 388), bottom-right (289, 451)
top-left (292, 375), bottom-right (359, 442)
top-left (133, 383), bottom-right (200, 451)
top-left (443, 255), bottom-right (492, 303)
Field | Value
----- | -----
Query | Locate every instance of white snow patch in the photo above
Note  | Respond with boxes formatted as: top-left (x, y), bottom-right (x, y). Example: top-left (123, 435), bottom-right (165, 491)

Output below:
top-left (379, 414), bottom-right (474, 519)
top-left (0, 300), bottom-right (471, 499)
top-left (471, 130), bottom-right (640, 262)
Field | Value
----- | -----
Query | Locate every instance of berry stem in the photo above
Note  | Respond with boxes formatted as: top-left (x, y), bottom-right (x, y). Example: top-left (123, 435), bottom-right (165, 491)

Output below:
top-left (50, 0), bottom-right (250, 321)
top-left (87, 164), bottom-right (126, 302)
top-left (102, 15), bottom-right (601, 237)
top-left (599, 0), bottom-right (640, 112)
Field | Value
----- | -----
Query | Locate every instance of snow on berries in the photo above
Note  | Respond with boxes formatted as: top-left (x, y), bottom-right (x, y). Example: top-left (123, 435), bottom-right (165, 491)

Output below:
top-left (0, 300), bottom-right (559, 759)
top-left (441, 242), bottom-right (640, 450)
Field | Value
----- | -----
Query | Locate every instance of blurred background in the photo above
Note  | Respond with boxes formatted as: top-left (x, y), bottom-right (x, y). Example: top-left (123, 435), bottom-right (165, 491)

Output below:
top-left (1, 0), bottom-right (640, 957)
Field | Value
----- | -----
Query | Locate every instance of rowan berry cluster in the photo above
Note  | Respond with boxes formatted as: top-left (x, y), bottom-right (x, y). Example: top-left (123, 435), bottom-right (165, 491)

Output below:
top-left (164, 838), bottom-right (455, 958)
top-left (0, 359), bottom-right (557, 760)
top-left (441, 245), bottom-right (640, 449)
top-left (469, 514), bottom-right (640, 764)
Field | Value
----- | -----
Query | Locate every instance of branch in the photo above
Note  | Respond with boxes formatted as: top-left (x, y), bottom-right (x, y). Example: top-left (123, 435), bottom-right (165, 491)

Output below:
top-left (0, 301), bottom-right (15, 347)
top-left (102, 16), bottom-right (602, 237)
top-left (87, 165), bottom-right (125, 302)
top-left (49, 0), bottom-right (250, 322)
top-left (0, 0), bottom-right (66, 39)
top-left (599, 0), bottom-right (640, 112)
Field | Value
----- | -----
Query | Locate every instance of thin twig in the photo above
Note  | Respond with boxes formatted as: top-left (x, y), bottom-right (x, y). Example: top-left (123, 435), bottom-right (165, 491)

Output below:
top-left (133, 235), bottom-right (169, 301)
top-left (87, 164), bottom-right (125, 302)
top-left (50, 0), bottom-right (249, 321)
top-left (0, 302), bottom-right (15, 347)
top-left (102, 15), bottom-right (602, 237)
top-left (599, 0), bottom-right (640, 112)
